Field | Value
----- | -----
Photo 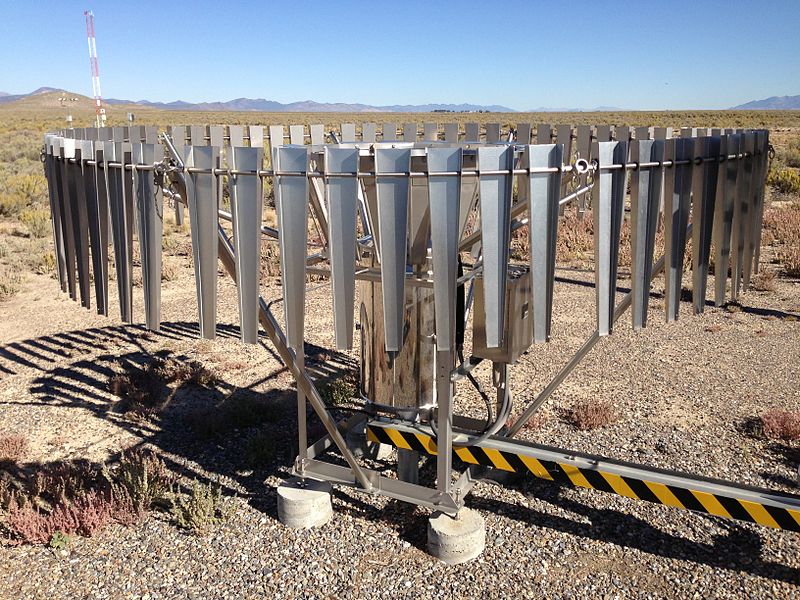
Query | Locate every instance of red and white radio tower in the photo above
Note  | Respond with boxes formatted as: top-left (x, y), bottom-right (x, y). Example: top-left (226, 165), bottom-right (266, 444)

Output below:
top-left (84, 10), bottom-right (106, 127)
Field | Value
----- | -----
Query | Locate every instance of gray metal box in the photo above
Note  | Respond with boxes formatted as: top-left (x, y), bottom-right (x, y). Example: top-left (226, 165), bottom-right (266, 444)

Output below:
top-left (472, 265), bottom-right (533, 365)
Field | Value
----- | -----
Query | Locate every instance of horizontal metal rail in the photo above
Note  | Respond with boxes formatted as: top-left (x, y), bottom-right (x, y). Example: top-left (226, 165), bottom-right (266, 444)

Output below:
top-left (367, 419), bottom-right (800, 532)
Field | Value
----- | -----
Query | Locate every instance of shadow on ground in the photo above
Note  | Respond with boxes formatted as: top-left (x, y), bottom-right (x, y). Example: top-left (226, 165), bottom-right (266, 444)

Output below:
top-left (0, 321), bottom-right (797, 584)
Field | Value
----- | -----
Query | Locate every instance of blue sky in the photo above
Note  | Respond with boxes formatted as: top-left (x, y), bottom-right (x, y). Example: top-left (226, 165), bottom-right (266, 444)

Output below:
top-left (1, 1), bottom-right (799, 110)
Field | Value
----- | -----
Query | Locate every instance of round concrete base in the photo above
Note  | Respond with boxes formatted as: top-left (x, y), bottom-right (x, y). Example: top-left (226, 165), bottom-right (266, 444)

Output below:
top-left (427, 508), bottom-right (486, 565)
top-left (276, 478), bottom-right (333, 529)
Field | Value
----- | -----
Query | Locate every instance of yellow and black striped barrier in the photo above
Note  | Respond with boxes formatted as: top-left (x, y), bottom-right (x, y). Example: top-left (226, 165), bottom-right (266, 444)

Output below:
top-left (366, 421), bottom-right (800, 533)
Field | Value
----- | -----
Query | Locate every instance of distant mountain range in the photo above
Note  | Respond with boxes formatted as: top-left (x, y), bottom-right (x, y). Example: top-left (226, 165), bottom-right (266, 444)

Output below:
top-left (2, 87), bottom-right (799, 112)
top-left (103, 97), bottom-right (518, 113)
top-left (0, 86), bottom-right (62, 104)
top-left (730, 95), bottom-right (800, 110)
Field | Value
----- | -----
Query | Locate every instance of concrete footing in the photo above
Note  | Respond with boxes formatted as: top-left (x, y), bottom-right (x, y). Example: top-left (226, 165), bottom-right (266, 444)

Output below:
top-left (427, 508), bottom-right (486, 565)
top-left (277, 478), bottom-right (333, 529)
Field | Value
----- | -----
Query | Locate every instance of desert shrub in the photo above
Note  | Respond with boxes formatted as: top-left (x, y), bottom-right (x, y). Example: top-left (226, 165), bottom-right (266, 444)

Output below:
top-left (32, 251), bottom-right (55, 275)
top-left (762, 203), bottom-right (800, 275)
top-left (187, 391), bottom-right (284, 439)
top-left (107, 449), bottom-right (175, 514)
top-left (569, 400), bottom-right (617, 431)
top-left (109, 355), bottom-right (217, 416)
top-left (0, 450), bottom-right (177, 545)
top-left (767, 168), bottom-right (800, 195)
top-left (0, 267), bottom-right (22, 302)
top-left (0, 193), bottom-right (27, 218)
top-left (783, 138), bottom-right (800, 169)
top-left (0, 435), bottom-right (28, 466)
top-left (242, 431), bottom-right (276, 468)
top-left (556, 210), bottom-right (594, 264)
top-left (751, 270), bottom-right (778, 291)
top-left (170, 480), bottom-right (231, 533)
top-left (507, 413), bottom-right (547, 432)
top-left (161, 260), bottom-right (179, 282)
top-left (778, 246), bottom-right (800, 277)
top-left (760, 409), bottom-right (800, 441)
top-left (319, 374), bottom-right (357, 407)
top-left (19, 208), bottom-right (50, 238)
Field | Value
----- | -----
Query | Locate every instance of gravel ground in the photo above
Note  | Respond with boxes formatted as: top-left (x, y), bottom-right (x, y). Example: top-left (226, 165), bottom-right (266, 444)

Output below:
top-left (0, 229), bottom-right (798, 598)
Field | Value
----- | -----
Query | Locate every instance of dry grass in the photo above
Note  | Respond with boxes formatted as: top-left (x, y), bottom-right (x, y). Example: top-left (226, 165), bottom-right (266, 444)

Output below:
top-left (760, 410), bottom-right (800, 441)
top-left (109, 354), bottom-right (217, 416)
top-left (569, 400), bottom-right (617, 431)
top-left (751, 270), bottom-right (778, 292)
top-left (0, 435), bottom-right (28, 466)
top-left (0, 450), bottom-right (174, 545)
top-left (507, 413), bottom-right (548, 432)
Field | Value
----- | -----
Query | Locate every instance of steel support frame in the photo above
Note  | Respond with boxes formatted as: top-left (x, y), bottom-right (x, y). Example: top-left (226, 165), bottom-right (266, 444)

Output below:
top-left (156, 133), bottom-right (777, 526)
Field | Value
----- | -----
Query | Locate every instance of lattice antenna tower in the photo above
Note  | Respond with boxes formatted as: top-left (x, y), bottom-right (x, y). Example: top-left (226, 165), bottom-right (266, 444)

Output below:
top-left (84, 10), bottom-right (106, 128)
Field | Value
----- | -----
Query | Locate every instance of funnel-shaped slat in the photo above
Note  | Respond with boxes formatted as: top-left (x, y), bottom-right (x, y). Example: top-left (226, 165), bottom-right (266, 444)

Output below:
top-left (106, 142), bottom-right (133, 321)
top-left (486, 123), bottom-right (501, 144)
top-left (229, 126), bottom-right (245, 147)
top-left (310, 124), bottom-right (325, 145)
top-left (44, 138), bottom-right (68, 291)
top-left (112, 127), bottom-right (125, 142)
top-left (268, 126), bottom-right (285, 153)
top-left (654, 127), bottom-right (672, 140)
top-left (576, 126), bottom-right (592, 215)
top-left (93, 143), bottom-right (110, 315)
top-left (129, 126), bottom-right (144, 143)
top-left (576, 126), bottom-right (591, 160)
top-left (444, 123), bottom-right (459, 143)
top-left (635, 126), bottom-right (651, 141)
top-left (133, 143), bottom-right (163, 331)
top-left (341, 123), bottom-right (356, 143)
top-left (274, 146), bottom-right (309, 352)
top-left (375, 148), bottom-right (411, 352)
top-left (81, 140), bottom-right (106, 315)
top-left (750, 131), bottom-right (769, 276)
top-left (595, 125), bottom-right (612, 143)
top-left (190, 125), bottom-right (206, 146)
top-left (593, 140), bottom-right (628, 335)
top-left (714, 135), bottom-right (738, 307)
top-left (403, 123), bottom-right (417, 142)
top-left (184, 145), bottom-right (219, 339)
top-left (325, 147), bottom-right (359, 350)
top-left (211, 125), bottom-right (224, 145)
top-left (427, 148), bottom-right (462, 352)
top-left (289, 125), bottom-right (305, 145)
top-left (169, 125), bottom-right (186, 145)
top-left (556, 125), bottom-right (572, 152)
top-left (58, 140), bottom-right (78, 299)
top-left (615, 126), bottom-right (630, 144)
top-left (536, 124), bottom-right (552, 145)
top-left (382, 123), bottom-right (397, 142)
top-left (72, 145), bottom-right (91, 309)
top-left (730, 134), bottom-right (747, 300)
top-left (229, 146), bottom-right (264, 344)
top-left (423, 122), bottom-right (438, 142)
top-left (526, 144), bottom-right (563, 343)
top-left (516, 123), bottom-right (532, 144)
top-left (478, 146), bottom-right (513, 347)
top-left (664, 137), bottom-right (695, 320)
top-left (630, 139), bottom-right (665, 330)
top-left (741, 133), bottom-right (757, 290)
top-left (144, 127), bottom-right (158, 144)
top-left (249, 126), bottom-right (264, 149)
top-left (691, 136), bottom-right (721, 313)
top-left (361, 123), bottom-right (376, 143)
top-left (464, 123), bottom-right (479, 143)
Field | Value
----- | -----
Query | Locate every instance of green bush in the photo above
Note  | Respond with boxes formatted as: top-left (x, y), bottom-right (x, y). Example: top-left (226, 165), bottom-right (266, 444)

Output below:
top-left (768, 168), bottom-right (800, 195)
top-left (0, 193), bottom-right (27, 217)
top-left (19, 208), bottom-right (51, 238)
top-left (170, 480), bottom-right (231, 533)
